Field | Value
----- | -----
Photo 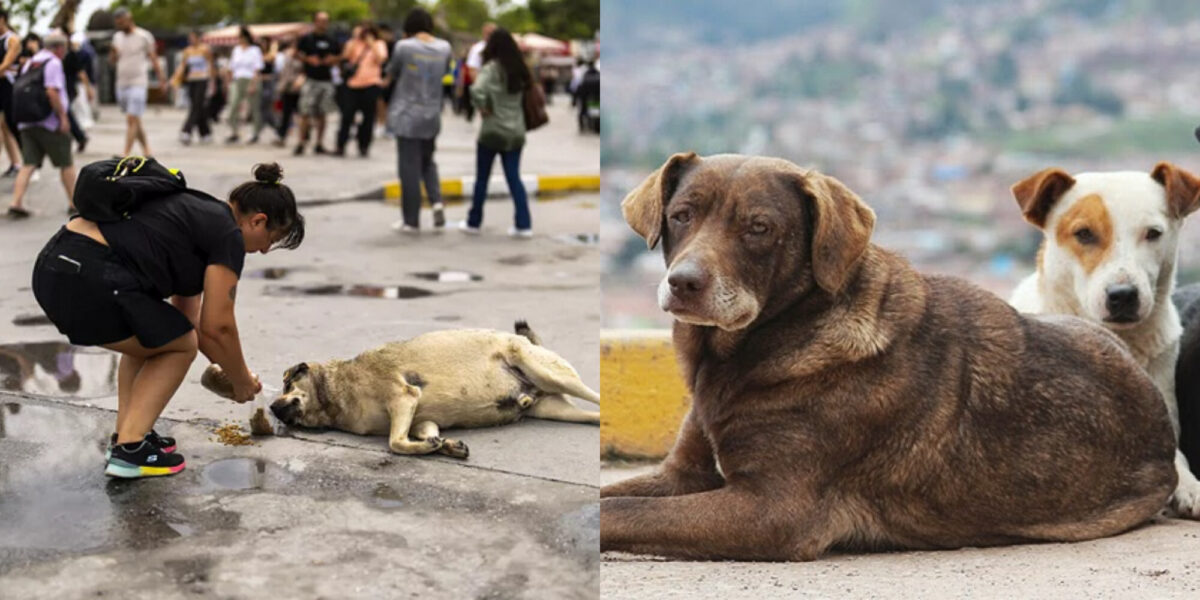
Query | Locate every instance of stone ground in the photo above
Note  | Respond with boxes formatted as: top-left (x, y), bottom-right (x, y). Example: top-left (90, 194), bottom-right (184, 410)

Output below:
top-left (601, 465), bottom-right (1200, 599)
top-left (0, 99), bottom-right (601, 599)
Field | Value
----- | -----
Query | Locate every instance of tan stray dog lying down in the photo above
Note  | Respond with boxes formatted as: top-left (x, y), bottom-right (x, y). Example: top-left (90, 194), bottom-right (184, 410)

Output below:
top-left (600, 153), bottom-right (1176, 561)
top-left (270, 321), bottom-right (599, 458)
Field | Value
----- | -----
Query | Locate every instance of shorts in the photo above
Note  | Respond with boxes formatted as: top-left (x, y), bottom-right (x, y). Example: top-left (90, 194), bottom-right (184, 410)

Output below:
top-left (0, 77), bottom-right (11, 116)
top-left (116, 86), bottom-right (147, 116)
top-left (298, 80), bottom-right (337, 117)
top-left (19, 127), bottom-right (72, 168)
top-left (31, 228), bottom-right (193, 349)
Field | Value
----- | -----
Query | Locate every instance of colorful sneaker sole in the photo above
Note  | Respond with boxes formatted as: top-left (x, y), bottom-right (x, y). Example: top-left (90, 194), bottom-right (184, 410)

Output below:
top-left (104, 459), bottom-right (186, 479)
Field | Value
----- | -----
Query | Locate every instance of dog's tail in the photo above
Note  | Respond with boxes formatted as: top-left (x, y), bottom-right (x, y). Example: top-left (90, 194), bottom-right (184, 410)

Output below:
top-left (514, 319), bottom-right (541, 345)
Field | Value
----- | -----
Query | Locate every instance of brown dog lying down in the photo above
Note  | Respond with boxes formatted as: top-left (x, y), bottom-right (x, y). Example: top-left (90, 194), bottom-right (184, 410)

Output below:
top-left (270, 321), bottom-right (599, 459)
top-left (600, 153), bottom-right (1177, 561)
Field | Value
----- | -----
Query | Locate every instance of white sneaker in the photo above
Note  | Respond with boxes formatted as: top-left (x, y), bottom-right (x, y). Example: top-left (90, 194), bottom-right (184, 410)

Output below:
top-left (432, 203), bottom-right (446, 230)
top-left (390, 220), bottom-right (419, 235)
top-left (458, 221), bottom-right (481, 235)
top-left (508, 227), bottom-right (533, 239)
top-left (179, 131), bottom-right (192, 145)
top-left (199, 134), bottom-right (213, 145)
top-left (31, 169), bottom-right (40, 182)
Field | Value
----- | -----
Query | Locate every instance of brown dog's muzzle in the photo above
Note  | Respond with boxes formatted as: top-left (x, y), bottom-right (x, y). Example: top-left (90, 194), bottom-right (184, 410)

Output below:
top-left (665, 259), bottom-right (710, 308)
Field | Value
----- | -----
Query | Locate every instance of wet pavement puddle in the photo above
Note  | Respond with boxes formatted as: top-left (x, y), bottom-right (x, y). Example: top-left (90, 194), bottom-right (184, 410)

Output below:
top-left (244, 266), bottom-right (314, 280)
top-left (370, 483), bottom-right (404, 509)
top-left (202, 458), bottom-right (295, 491)
top-left (11, 314), bottom-right (52, 327)
top-left (551, 233), bottom-right (599, 245)
top-left (410, 271), bottom-right (483, 282)
top-left (263, 284), bottom-right (435, 300)
top-left (0, 341), bottom-right (118, 398)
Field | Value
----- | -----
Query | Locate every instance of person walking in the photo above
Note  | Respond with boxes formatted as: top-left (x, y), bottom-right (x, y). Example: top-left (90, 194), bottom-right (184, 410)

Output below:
top-left (60, 24), bottom-right (90, 153)
top-left (0, 9), bottom-right (23, 177)
top-left (461, 22), bottom-right (496, 123)
top-left (272, 38), bottom-right (303, 147)
top-left (30, 161), bottom-right (305, 478)
top-left (252, 37), bottom-right (279, 144)
top-left (225, 27), bottom-right (263, 144)
top-left (385, 8), bottom-right (451, 234)
top-left (336, 22), bottom-right (386, 157)
top-left (293, 11), bottom-right (341, 156)
top-left (463, 28), bottom-right (534, 238)
top-left (111, 8), bottom-right (166, 157)
top-left (6, 31), bottom-right (75, 219)
top-left (171, 30), bottom-right (214, 145)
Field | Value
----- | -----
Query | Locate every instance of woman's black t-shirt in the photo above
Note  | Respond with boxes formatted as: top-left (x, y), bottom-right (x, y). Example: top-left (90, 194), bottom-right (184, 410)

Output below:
top-left (97, 193), bottom-right (245, 298)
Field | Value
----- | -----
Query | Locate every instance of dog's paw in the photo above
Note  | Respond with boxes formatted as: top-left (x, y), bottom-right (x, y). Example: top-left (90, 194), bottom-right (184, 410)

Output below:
top-left (1171, 479), bottom-right (1200, 519)
top-left (427, 436), bottom-right (445, 450)
top-left (440, 439), bottom-right (469, 459)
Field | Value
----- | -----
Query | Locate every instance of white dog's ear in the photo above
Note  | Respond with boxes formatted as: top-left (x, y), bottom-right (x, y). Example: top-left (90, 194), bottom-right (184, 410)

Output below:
top-left (1011, 168), bottom-right (1076, 228)
top-left (1151, 162), bottom-right (1200, 219)
top-left (800, 172), bottom-right (876, 295)
top-left (621, 152), bottom-right (699, 249)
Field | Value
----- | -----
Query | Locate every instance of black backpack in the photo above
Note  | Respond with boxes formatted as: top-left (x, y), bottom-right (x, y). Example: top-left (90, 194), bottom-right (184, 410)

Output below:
top-left (13, 61), bottom-right (52, 124)
top-left (74, 157), bottom-right (189, 222)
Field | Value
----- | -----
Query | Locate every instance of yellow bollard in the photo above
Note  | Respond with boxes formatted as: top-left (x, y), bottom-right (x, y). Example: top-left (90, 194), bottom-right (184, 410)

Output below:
top-left (600, 330), bottom-right (691, 460)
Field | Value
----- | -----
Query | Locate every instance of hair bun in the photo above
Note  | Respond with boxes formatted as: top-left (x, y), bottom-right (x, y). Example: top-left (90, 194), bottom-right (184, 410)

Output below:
top-left (253, 162), bottom-right (283, 184)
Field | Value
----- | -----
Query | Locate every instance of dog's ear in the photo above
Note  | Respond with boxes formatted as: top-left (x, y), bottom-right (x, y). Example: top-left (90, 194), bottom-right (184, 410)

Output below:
top-left (1151, 162), bottom-right (1200, 219)
top-left (621, 152), bottom-right (699, 249)
top-left (283, 362), bottom-right (309, 386)
top-left (1011, 168), bottom-right (1075, 228)
top-left (801, 172), bottom-right (876, 295)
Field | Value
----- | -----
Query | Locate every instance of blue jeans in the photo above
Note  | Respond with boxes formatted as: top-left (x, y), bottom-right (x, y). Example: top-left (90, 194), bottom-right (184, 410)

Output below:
top-left (468, 143), bottom-right (530, 230)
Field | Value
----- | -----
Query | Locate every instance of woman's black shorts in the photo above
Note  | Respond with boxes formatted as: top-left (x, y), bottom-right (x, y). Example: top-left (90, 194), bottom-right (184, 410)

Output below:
top-left (31, 228), bottom-right (194, 349)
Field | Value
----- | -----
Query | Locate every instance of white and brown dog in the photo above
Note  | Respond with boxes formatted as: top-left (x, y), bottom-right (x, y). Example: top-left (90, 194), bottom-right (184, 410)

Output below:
top-left (1009, 162), bottom-right (1200, 518)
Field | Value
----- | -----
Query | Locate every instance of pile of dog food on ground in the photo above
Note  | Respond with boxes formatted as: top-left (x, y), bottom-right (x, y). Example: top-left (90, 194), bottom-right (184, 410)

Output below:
top-left (212, 423), bottom-right (256, 446)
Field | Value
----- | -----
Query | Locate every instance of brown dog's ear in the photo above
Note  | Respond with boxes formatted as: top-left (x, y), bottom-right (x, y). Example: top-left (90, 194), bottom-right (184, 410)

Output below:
top-left (283, 362), bottom-right (309, 386)
top-left (1151, 162), bottom-right (1200, 219)
top-left (621, 152), bottom-right (699, 249)
top-left (1011, 168), bottom-right (1075, 228)
top-left (801, 173), bottom-right (876, 295)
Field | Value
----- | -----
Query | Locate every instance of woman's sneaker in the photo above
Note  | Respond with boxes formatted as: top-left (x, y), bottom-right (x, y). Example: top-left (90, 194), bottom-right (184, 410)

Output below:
top-left (105, 440), bottom-right (186, 478)
top-left (105, 429), bottom-right (178, 460)
top-left (508, 227), bottom-right (533, 239)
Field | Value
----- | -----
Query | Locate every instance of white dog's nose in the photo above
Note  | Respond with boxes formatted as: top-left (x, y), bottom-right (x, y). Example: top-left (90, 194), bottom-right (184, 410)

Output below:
top-left (1105, 284), bottom-right (1139, 320)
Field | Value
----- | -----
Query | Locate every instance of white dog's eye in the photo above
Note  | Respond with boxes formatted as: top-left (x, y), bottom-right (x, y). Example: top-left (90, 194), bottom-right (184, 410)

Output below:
top-left (1145, 227), bottom-right (1163, 241)
top-left (1074, 228), bottom-right (1097, 245)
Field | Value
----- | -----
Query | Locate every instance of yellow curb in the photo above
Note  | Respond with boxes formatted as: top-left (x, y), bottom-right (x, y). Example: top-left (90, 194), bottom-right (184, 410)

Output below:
top-left (601, 329), bottom-right (691, 460)
top-left (382, 173), bottom-right (599, 203)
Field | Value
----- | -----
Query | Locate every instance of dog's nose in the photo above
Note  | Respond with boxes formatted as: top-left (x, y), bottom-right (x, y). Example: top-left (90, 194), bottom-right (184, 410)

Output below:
top-left (668, 263), bottom-right (710, 298)
top-left (270, 399), bottom-right (299, 423)
top-left (1105, 284), bottom-right (1140, 318)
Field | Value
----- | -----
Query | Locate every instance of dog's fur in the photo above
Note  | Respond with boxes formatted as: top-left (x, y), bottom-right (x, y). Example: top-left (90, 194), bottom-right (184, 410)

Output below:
top-left (1008, 164), bottom-right (1200, 517)
top-left (1174, 283), bottom-right (1200, 476)
top-left (600, 153), bottom-right (1176, 561)
top-left (270, 322), bottom-right (599, 458)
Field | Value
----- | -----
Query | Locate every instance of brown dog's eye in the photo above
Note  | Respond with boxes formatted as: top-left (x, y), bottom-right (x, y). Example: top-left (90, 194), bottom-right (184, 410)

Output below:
top-left (670, 209), bottom-right (692, 225)
top-left (1074, 228), bottom-right (1097, 245)
top-left (1146, 227), bottom-right (1163, 241)
top-left (749, 222), bottom-right (770, 235)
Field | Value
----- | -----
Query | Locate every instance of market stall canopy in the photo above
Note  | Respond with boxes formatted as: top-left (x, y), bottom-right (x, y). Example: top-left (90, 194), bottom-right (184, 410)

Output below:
top-left (519, 32), bottom-right (570, 55)
top-left (203, 23), bottom-right (312, 47)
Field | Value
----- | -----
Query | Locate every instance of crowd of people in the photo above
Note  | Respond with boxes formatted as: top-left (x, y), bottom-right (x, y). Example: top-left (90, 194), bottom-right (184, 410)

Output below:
top-left (2, 8), bottom-right (600, 237)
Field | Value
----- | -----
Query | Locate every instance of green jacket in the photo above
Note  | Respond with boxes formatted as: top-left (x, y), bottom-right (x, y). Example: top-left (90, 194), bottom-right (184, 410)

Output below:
top-left (470, 61), bottom-right (526, 152)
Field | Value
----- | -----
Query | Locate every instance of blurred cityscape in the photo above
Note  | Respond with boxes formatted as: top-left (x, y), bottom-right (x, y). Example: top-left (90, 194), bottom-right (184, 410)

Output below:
top-left (601, 0), bottom-right (1200, 328)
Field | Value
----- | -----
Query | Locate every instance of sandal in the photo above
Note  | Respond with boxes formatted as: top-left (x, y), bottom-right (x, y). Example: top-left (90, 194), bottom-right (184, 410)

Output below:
top-left (6, 206), bottom-right (31, 219)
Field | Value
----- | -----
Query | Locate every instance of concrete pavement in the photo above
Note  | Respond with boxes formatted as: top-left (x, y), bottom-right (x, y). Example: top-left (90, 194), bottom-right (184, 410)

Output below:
top-left (0, 100), bottom-right (600, 598)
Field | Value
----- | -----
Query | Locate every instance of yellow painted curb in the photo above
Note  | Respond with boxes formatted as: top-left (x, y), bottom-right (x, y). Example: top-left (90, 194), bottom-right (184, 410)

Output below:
top-left (601, 329), bottom-right (691, 460)
top-left (382, 173), bottom-right (599, 203)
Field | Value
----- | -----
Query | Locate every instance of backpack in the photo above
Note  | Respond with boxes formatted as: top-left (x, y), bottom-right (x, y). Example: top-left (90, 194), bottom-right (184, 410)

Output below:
top-left (13, 61), bottom-right (52, 124)
top-left (74, 156), bottom-right (189, 222)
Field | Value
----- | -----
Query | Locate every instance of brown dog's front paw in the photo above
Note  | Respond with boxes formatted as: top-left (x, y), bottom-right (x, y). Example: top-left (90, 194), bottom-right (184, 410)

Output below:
top-left (439, 439), bottom-right (469, 459)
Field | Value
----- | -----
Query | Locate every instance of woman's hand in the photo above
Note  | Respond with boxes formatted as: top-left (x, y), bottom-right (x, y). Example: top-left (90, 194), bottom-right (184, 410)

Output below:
top-left (232, 371), bottom-right (262, 403)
